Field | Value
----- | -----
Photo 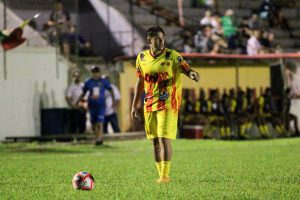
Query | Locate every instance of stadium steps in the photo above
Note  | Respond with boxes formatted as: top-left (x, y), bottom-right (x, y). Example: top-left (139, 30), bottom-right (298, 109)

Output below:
top-left (133, 13), bottom-right (167, 25)
top-left (218, 0), bottom-right (261, 10)
top-left (276, 38), bottom-right (298, 48)
top-left (168, 7), bottom-right (205, 19)
top-left (108, 0), bottom-right (194, 49)
top-left (6, 0), bottom-right (78, 11)
top-left (289, 19), bottom-right (300, 28)
top-left (153, 0), bottom-right (191, 8)
top-left (282, 8), bottom-right (299, 18)
top-left (5, 132), bottom-right (145, 143)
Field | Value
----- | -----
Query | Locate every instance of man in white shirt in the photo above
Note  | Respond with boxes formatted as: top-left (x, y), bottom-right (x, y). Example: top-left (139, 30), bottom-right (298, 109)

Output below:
top-left (65, 71), bottom-right (87, 134)
top-left (103, 75), bottom-right (121, 133)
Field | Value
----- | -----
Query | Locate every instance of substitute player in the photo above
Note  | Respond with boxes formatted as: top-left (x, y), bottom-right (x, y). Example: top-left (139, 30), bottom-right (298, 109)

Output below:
top-left (131, 26), bottom-right (200, 183)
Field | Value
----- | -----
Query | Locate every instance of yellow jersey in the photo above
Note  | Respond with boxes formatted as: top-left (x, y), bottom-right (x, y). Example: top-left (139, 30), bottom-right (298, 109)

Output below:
top-left (136, 48), bottom-right (190, 112)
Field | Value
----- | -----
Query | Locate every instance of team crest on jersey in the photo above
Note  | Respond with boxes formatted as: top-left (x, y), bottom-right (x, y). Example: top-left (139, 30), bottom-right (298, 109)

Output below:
top-left (159, 91), bottom-right (169, 101)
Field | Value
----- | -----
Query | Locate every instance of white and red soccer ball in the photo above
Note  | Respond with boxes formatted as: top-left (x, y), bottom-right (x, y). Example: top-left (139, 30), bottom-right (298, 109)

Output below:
top-left (72, 171), bottom-right (95, 190)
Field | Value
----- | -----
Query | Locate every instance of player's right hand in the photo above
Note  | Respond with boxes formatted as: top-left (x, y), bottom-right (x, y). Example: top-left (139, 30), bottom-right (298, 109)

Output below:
top-left (131, 107), bottom-right (139, 120)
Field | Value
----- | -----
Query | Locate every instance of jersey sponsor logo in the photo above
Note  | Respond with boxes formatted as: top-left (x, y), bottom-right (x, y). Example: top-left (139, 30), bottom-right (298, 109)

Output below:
top-left (145, 72), bottom-right (169, 83)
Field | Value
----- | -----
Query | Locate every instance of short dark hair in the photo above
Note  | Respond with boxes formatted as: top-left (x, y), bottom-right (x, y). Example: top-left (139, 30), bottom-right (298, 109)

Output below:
top-left (146, 26), bottom-right (165, 38)
top-left (91, 65), bottom-right (100, 73)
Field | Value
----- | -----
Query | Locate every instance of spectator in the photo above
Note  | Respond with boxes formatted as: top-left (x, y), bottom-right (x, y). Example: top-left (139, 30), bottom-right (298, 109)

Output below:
top-left (191, 0), bottom-right (218, 11)
top-left (65, 71), bottom-right (87, 134)
top-left (236, 17), bottom-right (251, 54)
top-left (200, 10), bottom-right (214, 26)
top-left (211, 12), bottom-right (223, 36)
top-left (247, 29), bottom-right (263, 55)
top-left (191, 0), bottom-right (206, 8)
top-left (47, 0), bottom-right (71, 50)
top-left (194, 25), bottom-right (227, 54)
top-left (80, 42), bottom-right (94, 57)
top-left (259, 0), bottom-right (277, 27)
top-left (103, 75), bottom-right (121, 134)
top-left (276, 8), bottom-right (295, 38)
top-left (260, 30), bottom-right (270, 48)
top-left (41, 23), bottom-right (54, 45)
top-left (248, 13), bottom-right (260, 29)
top-left (203, 0), bottom-right (216, 9)
top-left (260, 31), bottom-right (281, 53)
top-left (64, 25), bottom-right (93, 57)
top-left (238, 17), bottom-right (250, 36)
top-left (221, 9), bottom-right (237, 38)
top-left (221, 9), bottom-right (237, 51)
top-left (76, 66), bottom-right (115, 145)
top-left (200, 11), bottom-right (221, 34)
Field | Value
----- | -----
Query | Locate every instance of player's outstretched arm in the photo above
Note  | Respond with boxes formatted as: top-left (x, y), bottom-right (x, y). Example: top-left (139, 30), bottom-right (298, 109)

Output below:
top-left (179, 59), bottom-right (200, 82)
top-left (131, 77), bottom-right (144, 120)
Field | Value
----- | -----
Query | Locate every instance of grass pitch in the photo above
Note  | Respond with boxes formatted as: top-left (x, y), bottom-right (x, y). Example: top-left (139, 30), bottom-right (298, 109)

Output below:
top-left (0, 138), bottom-right (299, 200)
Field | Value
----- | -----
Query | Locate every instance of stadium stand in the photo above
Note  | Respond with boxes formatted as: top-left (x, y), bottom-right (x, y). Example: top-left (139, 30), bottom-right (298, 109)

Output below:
top-left (5, 0), bottom-right (300, 55)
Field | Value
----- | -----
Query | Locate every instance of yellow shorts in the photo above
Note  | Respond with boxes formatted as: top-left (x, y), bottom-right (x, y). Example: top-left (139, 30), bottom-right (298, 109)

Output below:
top-left (144, 109), bottom-right (178, 140)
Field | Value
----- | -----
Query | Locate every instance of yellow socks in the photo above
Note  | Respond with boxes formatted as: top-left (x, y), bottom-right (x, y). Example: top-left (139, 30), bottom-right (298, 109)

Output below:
top-left (161, 161), bottom-right (171, 178)
top-left (155, 161), bottom-right (162, 177)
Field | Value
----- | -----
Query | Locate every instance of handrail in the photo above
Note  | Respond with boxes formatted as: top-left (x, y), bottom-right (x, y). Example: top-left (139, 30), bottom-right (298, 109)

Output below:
top-left (114, 52), bottom-right (300, 61)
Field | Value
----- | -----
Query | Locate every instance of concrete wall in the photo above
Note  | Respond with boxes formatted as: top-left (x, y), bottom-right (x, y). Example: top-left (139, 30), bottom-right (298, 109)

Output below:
top-left (0, 47), bottom-right (68, 141)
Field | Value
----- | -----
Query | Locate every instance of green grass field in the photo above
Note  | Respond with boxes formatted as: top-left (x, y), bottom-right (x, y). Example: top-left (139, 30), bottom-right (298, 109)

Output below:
top-left (0, 138), bottom-right (299, 200)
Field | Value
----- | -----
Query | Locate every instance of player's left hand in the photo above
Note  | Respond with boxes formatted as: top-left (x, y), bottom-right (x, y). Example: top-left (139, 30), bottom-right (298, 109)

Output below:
top-left (189, 70), bottom-right (200, 82)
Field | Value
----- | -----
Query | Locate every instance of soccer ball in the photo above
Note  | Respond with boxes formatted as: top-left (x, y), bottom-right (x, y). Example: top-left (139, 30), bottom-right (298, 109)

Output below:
top-left (72, 171), bottom-right (95, 190)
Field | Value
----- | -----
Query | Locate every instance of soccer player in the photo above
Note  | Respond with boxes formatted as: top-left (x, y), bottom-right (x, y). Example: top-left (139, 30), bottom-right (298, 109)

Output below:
top-left (77, 66), bottom-right (115, 145)
top-left (131, 26), bottom-right (200, 183)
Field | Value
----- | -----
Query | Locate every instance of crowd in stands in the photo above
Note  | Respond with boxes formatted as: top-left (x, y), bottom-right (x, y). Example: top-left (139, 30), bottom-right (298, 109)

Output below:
top-left (40, 0), bottom-right (93, 57)
top-left (183, 0), bottom-right (296, 55)
top-left (179, 87), bottom-right (300, 139)
top-left (26, 0), bottom-right (297, 57)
